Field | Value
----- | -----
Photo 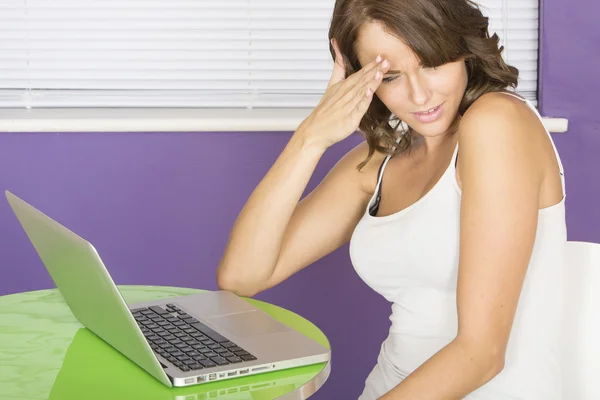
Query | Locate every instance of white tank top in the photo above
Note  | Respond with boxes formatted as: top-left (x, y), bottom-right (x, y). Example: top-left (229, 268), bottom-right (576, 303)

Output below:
top-left (350, 92), bottom-right (567, 399)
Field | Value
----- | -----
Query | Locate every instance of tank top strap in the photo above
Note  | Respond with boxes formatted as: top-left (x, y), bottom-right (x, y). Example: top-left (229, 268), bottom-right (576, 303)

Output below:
top-left (496, 91), bottom-right (566, 195)
top-left (450, 139), bottom-right (460, 171)
top-left (375, 154), bottom-right (393, 188)
top-left (368, 136), bottom-right (402, 216)
top-left (375, 136), bottom-right (403, 186)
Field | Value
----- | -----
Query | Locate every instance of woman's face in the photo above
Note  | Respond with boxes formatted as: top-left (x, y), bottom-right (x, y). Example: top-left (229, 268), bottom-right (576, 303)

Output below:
top-left (355, 22), bottom-right (468, 138)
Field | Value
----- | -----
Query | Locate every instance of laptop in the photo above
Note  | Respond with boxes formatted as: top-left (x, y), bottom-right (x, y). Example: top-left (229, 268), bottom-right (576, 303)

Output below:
top-left (47, 327), bottom-right (327, 400)
top-left (5, 190), bottom-right (330, 388)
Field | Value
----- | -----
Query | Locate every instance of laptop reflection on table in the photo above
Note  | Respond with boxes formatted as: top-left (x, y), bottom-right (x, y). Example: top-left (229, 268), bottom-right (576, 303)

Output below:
top-left (48, 328), bottom-right (325, 400)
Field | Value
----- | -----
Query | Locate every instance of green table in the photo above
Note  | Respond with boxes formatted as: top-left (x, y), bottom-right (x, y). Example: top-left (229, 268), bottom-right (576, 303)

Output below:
top-left (0, 285), bottom-right (331, 400)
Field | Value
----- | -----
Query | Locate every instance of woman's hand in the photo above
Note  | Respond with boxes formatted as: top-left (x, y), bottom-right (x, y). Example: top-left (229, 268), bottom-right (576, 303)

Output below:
top-left (296, 38), bottom-right (390, 149)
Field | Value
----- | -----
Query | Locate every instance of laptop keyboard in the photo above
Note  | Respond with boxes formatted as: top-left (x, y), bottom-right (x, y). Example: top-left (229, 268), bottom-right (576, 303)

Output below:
top-left (131, 303), bottom-right (257, 372)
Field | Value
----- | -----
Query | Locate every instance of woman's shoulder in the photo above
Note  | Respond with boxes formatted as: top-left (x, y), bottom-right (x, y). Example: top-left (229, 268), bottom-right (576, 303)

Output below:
top-left (457, 90), bottom-right (557, 191)
top-left (461, 91), bottom-right (546, 143)
top-left (464, 91), bottom-right (537, 126)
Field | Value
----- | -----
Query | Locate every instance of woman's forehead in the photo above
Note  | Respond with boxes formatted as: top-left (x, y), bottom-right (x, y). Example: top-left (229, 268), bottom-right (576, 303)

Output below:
top-left (355, 22), bottom-right (419, 66)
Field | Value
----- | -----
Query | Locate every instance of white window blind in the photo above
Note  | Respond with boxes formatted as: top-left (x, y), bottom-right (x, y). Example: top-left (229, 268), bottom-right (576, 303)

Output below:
top-left (477, 0), bottom-right (539, 105)
top-left (0, 0), bottom-right (538, 109)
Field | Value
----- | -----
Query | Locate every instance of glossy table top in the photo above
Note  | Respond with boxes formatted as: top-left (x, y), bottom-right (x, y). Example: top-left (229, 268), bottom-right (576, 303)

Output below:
top-left (0, 286), bottom-right (331, 400)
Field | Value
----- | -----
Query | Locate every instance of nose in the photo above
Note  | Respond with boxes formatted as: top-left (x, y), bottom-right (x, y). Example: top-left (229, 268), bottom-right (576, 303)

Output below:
top-left (407, 73), bottom-right (431, 107)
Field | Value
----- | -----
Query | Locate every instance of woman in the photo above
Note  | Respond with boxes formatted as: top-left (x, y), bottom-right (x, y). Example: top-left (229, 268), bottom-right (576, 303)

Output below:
top-left (217, 0), bottom-right (566, 398)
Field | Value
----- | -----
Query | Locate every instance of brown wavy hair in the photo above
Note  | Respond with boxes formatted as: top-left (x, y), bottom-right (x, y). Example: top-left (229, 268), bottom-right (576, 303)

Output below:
top-left (328, 0), bottom-right (519, 169)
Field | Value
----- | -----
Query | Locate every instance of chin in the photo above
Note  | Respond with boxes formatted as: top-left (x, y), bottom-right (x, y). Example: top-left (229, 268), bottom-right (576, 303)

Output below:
top-left (407, 119), bottom-right (452, 138)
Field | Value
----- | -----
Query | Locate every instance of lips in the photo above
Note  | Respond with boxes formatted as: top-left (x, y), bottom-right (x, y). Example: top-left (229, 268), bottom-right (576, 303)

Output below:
top-left (411, 102), bottom-right (444, 123)
top-left (414, 104), bottom-right (442, 114)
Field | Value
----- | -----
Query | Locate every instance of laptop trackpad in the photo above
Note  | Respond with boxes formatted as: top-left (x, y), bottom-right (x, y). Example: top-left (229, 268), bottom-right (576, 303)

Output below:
top-left (208, 311), bottom-right (289, 338)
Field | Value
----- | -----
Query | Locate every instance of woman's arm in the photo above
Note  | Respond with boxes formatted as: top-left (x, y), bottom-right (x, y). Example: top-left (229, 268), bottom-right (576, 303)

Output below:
top-left (379, 93), bottom-right (544, 399)
top-left (217, 139), bottom-right (378, 297)
top-left (217, 47), bottom-right (389, 297)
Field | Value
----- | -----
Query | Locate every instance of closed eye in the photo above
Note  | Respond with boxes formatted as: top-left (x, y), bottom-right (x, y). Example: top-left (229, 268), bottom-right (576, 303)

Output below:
top-left (382, 65), bottom-right (439, 83)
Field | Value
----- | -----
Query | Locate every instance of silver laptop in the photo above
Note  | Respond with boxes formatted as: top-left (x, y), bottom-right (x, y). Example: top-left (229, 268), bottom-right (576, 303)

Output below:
top-left (5, 190), bottom-right (330, 387)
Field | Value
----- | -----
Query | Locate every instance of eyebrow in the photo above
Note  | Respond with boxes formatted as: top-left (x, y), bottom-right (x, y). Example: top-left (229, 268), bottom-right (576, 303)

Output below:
top-left (385, 69), bottom-right (402, 74)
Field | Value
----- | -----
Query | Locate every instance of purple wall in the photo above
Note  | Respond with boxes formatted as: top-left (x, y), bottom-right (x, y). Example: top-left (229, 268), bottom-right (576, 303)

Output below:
top-left (539, 0), bottom-right (600, 243)
top-left (1, 0), bottom-right (598, 398)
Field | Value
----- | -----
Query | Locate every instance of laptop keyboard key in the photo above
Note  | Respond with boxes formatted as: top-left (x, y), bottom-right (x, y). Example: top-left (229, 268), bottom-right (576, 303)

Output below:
top-left (221, 341), bottom-right (237, 348)
top-left (235, 351), bottom-right (249, 357)
top-left (227, 356), bottom-right (243, 363)
top-left (180, 366), bottom-right (190, 372)
top-left (241, 354), bottom-right (257, 361)
top-left (190, 322), bottom-right (229, 343)
top-left (229, 346), bottom-right (243, 353)
top-left (149, 306), bottom-right (169, 315)
top-left (210, 356), bottom-right (230, 366)
top-left (200, 360), bottom-right (217, 368)
top-left (189, 364), bottom-right (204, 370)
